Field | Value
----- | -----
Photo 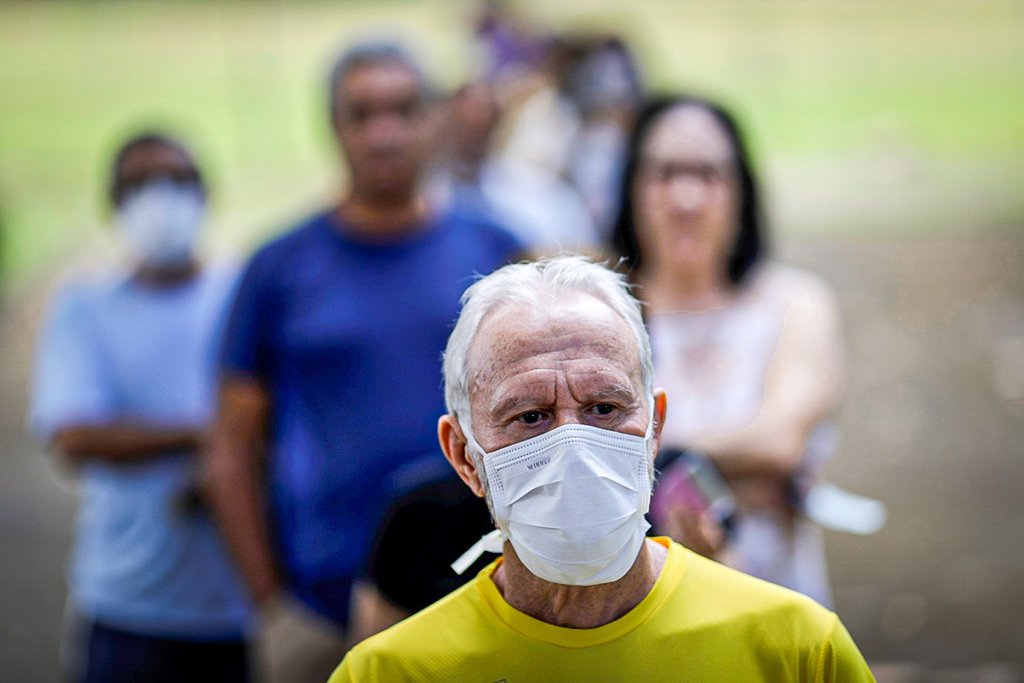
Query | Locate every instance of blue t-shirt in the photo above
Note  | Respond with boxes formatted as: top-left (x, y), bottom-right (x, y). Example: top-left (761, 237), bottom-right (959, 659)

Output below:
top-left (29, 267), bottom-right (251, 640)
top-left (220, 206), bottom-right (521, 625)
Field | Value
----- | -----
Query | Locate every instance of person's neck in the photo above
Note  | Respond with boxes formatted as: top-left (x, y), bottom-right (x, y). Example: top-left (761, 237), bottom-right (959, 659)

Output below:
top-left (491, 538), bottom-right (667, 629)
top-left (132, 260), bottom-right (200, 289)
top-left (335, 193), bottom-right (429, 240)
top-left (642, 261), bottom-right (733, 314)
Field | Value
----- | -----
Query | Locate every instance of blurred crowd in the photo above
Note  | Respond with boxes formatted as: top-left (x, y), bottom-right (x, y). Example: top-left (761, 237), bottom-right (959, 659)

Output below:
top-left (27, 3), bottom-right (879, 681)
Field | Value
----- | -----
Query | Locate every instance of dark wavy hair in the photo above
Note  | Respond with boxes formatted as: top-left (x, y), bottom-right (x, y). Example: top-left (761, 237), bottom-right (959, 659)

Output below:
top-left (610, 95), bottom-right (766, 286)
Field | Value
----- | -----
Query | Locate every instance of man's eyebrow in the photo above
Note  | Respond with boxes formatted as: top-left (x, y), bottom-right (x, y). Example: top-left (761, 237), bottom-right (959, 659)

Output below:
top-left (586, 384), bottom-right (641, 405)
top-left (490, 394), bottom-right (544, 419)
top-left (489, 384), bottom-right (639, 419)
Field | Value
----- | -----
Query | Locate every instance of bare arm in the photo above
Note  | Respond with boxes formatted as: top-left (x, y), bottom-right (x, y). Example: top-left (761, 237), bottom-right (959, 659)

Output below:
top-left (694, 274), bottom-right (846, 479)
top-left (204, 376), bottom-right (281, 605)
top-left (51, 424), bottom-right (202, 464)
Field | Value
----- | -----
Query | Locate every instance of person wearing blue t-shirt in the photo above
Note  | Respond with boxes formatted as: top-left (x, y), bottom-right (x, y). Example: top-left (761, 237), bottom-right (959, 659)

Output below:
top-left (205, 41), bottom-right (523, 683)
top-left (30, 134), bottom-right (251, 683)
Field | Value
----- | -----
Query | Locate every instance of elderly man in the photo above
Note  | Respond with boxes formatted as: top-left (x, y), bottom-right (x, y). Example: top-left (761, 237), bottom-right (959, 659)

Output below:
top-left (206, 40), bottom-right (521, 682)
top-left (329, 256), bottom-right (873, 682)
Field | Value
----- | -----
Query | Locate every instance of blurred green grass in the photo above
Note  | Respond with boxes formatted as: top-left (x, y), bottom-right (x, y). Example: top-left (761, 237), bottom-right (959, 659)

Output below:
top-left (1, 0), bottom-right (1022, 285)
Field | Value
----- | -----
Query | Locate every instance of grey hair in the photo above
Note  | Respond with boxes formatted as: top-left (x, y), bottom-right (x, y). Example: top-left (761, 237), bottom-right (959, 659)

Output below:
top-left (327, 39), bottom-right (432, 123)
top-left (443, 255), bottom-right (654, 437)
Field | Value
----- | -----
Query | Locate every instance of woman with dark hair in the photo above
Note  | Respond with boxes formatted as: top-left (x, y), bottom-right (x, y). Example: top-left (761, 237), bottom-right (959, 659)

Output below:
top-left (611, 96), bottom-right (846, 606)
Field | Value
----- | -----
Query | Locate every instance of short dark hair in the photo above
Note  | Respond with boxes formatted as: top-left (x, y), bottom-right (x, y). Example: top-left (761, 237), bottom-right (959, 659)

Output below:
top-left (327, 40), bottom-right (431, 125)
top-left (609, 95), bottom-right (767, 286)
top-left (108, 132), bottom-right (202, 207)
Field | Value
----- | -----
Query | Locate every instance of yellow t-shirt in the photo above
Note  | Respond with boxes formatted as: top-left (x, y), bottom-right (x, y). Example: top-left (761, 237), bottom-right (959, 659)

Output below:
top-left (331, 538), bottom-right (874, 682)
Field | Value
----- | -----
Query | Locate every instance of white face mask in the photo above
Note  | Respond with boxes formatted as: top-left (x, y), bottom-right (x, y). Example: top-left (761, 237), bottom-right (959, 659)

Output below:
top-left (117, 180), bottom-right (204, 267)
top-left (453, 414), bottom-right (654, 586)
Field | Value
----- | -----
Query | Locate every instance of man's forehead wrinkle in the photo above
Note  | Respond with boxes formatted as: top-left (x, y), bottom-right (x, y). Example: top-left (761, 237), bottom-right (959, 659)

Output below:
top-left (487, 370), bottom-right (558, 416)
top-left (481, 317), bottom-right (630, 362)
top-left (464, 295), bottom-right (642, 410)
top-left (564, 364), bottom-right (637, 396)
top-left (463, 304), bottom-right (544, 397)
top-left (482, 336), bottom-right (631, 382)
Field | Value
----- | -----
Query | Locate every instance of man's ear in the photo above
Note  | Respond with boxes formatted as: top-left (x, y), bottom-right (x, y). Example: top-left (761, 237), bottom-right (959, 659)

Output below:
top-left (438, 414), bottom-right (485, 497)
top-left (651, 388), bottom-right (668, 456)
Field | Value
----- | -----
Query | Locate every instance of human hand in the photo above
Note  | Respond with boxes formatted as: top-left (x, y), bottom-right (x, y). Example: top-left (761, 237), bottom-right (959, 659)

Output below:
top-left (259, 593), bottom-right (347, 683)
top-left (661, 504), bottom-right (726, 560)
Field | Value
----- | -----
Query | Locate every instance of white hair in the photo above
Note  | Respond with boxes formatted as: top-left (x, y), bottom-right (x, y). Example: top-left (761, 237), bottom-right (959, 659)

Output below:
top-left (442, 255), bottom-right (654, 437)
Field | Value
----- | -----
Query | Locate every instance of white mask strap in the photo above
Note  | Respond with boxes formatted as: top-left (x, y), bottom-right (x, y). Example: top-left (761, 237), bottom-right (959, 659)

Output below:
top-left (460, 417), bottom-right (486, 460)
top-left (450, 419), bottom-right (504, 575)
top-left (644, 394), bottom-right (656, 441)
top-left (451, 528), bottom-right (505, 575)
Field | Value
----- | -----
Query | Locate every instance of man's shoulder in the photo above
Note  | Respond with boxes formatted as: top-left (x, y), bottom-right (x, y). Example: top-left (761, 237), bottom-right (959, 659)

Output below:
top-left (338, 574), bottom-right (493, 679)
top-left (660, 544), bottom-right (872, 680)
top-left (197, 260), bottom-right (243, 293)
top-left (40, 268), bottom-right (136, 327)
top-left (364, 573), bottom-right (487, 645)
top-left (670, 542), bottom-right (837, 639)
top-left (245, 210), bottom-right (334, 272)
top-left (50, 265), bottom-right (128, 299)
top-left (435, 202), bottom-right (525, 257)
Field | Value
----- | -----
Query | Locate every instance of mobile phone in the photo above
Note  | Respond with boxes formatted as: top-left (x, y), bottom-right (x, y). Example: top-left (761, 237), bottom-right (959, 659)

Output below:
top-left (650, 449), bottom-right (736, 539)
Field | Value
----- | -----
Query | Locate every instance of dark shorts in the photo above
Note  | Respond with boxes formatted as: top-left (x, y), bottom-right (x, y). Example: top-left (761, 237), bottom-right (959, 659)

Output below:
top-left (71, 619), bottom-right (249, 683)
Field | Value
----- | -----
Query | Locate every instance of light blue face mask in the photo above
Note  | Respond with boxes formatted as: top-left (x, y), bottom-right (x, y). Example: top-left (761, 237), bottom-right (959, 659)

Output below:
top-left (118, 180), bottom-right (205, 267)
top-left (453, 409), bottom-right (655, 587)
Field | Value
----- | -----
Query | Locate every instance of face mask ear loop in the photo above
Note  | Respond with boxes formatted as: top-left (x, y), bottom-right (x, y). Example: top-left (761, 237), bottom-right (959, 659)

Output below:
top-left (449, 417), bottom-right (507, 574)
top-left (458, 417), bottom-right (494, 488)
top-left (644, 394), bottom-right (657, 441)
top-left (459, 416), bottom-right (484, 461)
top-left (451, 528), bottom-right (506, 575)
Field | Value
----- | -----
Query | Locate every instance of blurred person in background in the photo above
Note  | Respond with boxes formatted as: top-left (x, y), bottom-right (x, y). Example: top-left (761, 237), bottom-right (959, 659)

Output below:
top-left (29, 133), bottom-right (251, 683)
top-left (473, 30), bottom-right (601, 254)
top-left (205, 40), bottom-right (522, 683)
top-left (487, 34), bottom-right (601, 254)
top-left (426, 80), bottom-right (503, 217)
top-left (611, 96), bottom-right (847, 607)
top-left (429, 75), bottom-right (589, 252)
top-left (472, 0), bottom-right (545, 85)
top-left (457, 27), bottom-right (643, 254)
top-left (564, 37), bottom-right (644, 237)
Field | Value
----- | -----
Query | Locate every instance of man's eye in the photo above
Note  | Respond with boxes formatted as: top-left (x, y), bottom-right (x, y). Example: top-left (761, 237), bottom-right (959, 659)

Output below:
top-left (346, 106), bottom-right (371, 125)
top-left (519, 411), bottom-right (544, 425)
top-left (394, 99), bottom-right (421, 119)
top-left (592, 404), bottom-right (615, 416)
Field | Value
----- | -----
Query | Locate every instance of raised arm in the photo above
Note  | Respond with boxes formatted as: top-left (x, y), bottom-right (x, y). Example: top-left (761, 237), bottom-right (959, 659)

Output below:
top-left (693, 272), bottom-right (846, 479)
top-left (204, 375), bottom-right (281, 605)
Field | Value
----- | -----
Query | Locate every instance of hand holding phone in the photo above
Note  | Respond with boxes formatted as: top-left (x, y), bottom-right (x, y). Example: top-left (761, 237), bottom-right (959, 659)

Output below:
top-left (650, 449), bottom-right (737, 557)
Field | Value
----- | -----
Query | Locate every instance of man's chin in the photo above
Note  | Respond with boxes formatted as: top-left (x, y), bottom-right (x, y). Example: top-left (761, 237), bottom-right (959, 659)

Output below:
top-left (360, 174), bottom-right (416, 203)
